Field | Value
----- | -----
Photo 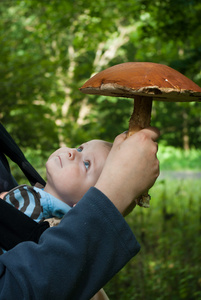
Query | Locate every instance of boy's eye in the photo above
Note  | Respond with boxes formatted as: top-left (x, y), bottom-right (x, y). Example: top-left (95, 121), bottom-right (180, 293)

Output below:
top-left (84, 161), bottom-right (90, 170)
top-left (77, 146), bottom-right (83, 152)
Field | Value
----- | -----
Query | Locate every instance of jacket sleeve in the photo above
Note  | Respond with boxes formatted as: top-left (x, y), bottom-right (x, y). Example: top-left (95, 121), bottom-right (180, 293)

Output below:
top-left (0, 187), bottom-right (140, 300)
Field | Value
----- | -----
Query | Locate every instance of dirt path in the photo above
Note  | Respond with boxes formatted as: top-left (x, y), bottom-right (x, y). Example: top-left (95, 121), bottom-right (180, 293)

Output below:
top-left (159, 171), bottom-right (201, 180)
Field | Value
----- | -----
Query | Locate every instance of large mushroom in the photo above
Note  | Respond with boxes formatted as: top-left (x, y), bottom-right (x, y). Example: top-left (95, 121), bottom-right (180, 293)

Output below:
top-left (79, 62), bottom-right (201, 208)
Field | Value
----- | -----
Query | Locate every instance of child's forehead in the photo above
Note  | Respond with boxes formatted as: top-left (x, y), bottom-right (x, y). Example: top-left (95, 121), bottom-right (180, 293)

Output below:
top-left (82, 139), bottom-right (107, 148)
top-left (81, 139), bottom-right (112, 151)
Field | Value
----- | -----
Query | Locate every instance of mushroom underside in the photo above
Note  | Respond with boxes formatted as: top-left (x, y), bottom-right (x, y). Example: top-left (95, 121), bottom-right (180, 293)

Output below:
top-left (80, 84), bottom-right (201, 102)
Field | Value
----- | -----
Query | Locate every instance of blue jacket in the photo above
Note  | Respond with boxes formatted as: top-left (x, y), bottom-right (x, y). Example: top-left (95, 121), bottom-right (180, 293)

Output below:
top-left (0, 187), bottom-right (140, 300)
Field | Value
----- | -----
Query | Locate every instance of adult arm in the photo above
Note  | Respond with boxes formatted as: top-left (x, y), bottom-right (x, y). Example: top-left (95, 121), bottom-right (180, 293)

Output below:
top-left (0, 188), bottom-right (140, 300)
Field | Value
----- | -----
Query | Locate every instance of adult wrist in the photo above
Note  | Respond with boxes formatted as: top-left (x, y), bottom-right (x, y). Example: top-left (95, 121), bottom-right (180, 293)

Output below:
top-left (94, 180), bottom-right (132, 216)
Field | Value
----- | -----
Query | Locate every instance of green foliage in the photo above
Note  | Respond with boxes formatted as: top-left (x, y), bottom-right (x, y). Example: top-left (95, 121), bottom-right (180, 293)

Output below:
top-left (0, 0), bottom-right (201, 151)
top-left (1, 3), bottom-right (200, 298)
top-left (105, 179), bottom-right (201, 299)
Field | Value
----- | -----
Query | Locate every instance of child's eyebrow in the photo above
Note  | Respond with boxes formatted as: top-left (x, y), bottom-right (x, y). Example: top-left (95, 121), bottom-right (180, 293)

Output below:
top-left (75, 144), bottom-right (83, 149)
top-left (81, 142), bottom-right (89, 149)
top-left (75, 142), bottom-right (88, 148)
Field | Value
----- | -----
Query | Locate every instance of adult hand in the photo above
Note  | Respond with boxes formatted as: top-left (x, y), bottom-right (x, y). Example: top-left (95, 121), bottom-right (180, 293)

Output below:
top-left (95, 127), bottom-right (160, 216)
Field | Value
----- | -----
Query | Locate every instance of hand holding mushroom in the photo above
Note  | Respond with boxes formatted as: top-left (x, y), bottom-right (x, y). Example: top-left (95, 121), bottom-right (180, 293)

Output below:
top-left (95, 129), bottom-right (160, 216)
top-left (80, 62), bottom-right (201, 208)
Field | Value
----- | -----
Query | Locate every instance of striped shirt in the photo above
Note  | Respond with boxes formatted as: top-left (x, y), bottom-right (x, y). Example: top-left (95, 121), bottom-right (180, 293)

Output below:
top-left (0, 185), bottom-right (72, 255)
top-left (4, 184), bottom-right (71, 223)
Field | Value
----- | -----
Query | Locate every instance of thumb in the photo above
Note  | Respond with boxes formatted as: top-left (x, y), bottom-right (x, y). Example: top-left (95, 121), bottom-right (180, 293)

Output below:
top-left (113, 132), bottom-right (127, 146)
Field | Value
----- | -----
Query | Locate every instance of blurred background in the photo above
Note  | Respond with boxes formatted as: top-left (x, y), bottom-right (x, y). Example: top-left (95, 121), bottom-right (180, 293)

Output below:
top-left (0, 0), bottom-right (201, 299)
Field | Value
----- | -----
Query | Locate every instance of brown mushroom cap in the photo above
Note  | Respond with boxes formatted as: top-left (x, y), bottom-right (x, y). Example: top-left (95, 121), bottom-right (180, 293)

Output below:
top-left (80, 62), bottom-right (201, 102)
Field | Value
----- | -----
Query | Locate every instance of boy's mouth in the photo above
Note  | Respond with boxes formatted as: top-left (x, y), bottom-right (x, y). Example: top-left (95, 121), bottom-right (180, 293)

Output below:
top-left (58, 156), bottom-right (63, 168)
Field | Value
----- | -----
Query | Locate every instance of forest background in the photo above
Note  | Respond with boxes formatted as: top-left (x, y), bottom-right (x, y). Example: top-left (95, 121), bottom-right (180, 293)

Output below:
top-left (1, 0), bottom-right (201, 299)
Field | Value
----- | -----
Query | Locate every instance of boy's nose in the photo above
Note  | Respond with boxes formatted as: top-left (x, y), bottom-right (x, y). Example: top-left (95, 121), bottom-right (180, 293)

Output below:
top-left (68, 149), bottom-right (77, 160)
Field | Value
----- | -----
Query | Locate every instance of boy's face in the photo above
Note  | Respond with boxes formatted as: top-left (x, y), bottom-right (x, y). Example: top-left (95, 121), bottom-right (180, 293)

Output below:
top-left (45, 140), bottom-right (111, 206)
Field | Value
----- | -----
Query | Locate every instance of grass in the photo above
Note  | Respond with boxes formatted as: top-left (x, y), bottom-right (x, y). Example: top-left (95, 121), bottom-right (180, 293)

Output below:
top-left (158, 145), bottom-right (201, 171)
top-left (105, 179), bottom-right (201, 299)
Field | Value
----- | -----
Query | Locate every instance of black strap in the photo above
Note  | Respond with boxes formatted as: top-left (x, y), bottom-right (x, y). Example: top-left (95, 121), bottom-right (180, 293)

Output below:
top-left (0, 151), bottom-right (18, 192)
top-left (0, 122), bottom-right (46, 187)
top-left (0, 122), bottom-right (48, 251)
top-left (0, 198), bottom-right (49, 251)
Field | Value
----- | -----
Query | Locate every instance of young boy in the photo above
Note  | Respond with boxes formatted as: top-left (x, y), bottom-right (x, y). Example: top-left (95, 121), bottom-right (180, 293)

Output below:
top-left (0, 139), bottom-right (112, 223)
top-left (0, 139), bottom-right (112, 300)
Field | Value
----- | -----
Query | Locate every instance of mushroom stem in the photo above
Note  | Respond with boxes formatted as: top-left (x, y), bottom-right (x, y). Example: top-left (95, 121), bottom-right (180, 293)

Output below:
top-left (128, 96), bottom-right (153, 136)
top-left (128, 96), bottom-right (153, 208)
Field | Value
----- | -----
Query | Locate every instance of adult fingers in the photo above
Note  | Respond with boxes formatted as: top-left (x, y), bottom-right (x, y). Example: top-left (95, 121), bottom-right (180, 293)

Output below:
top-left (142, 127), bottom-right (160, 141)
